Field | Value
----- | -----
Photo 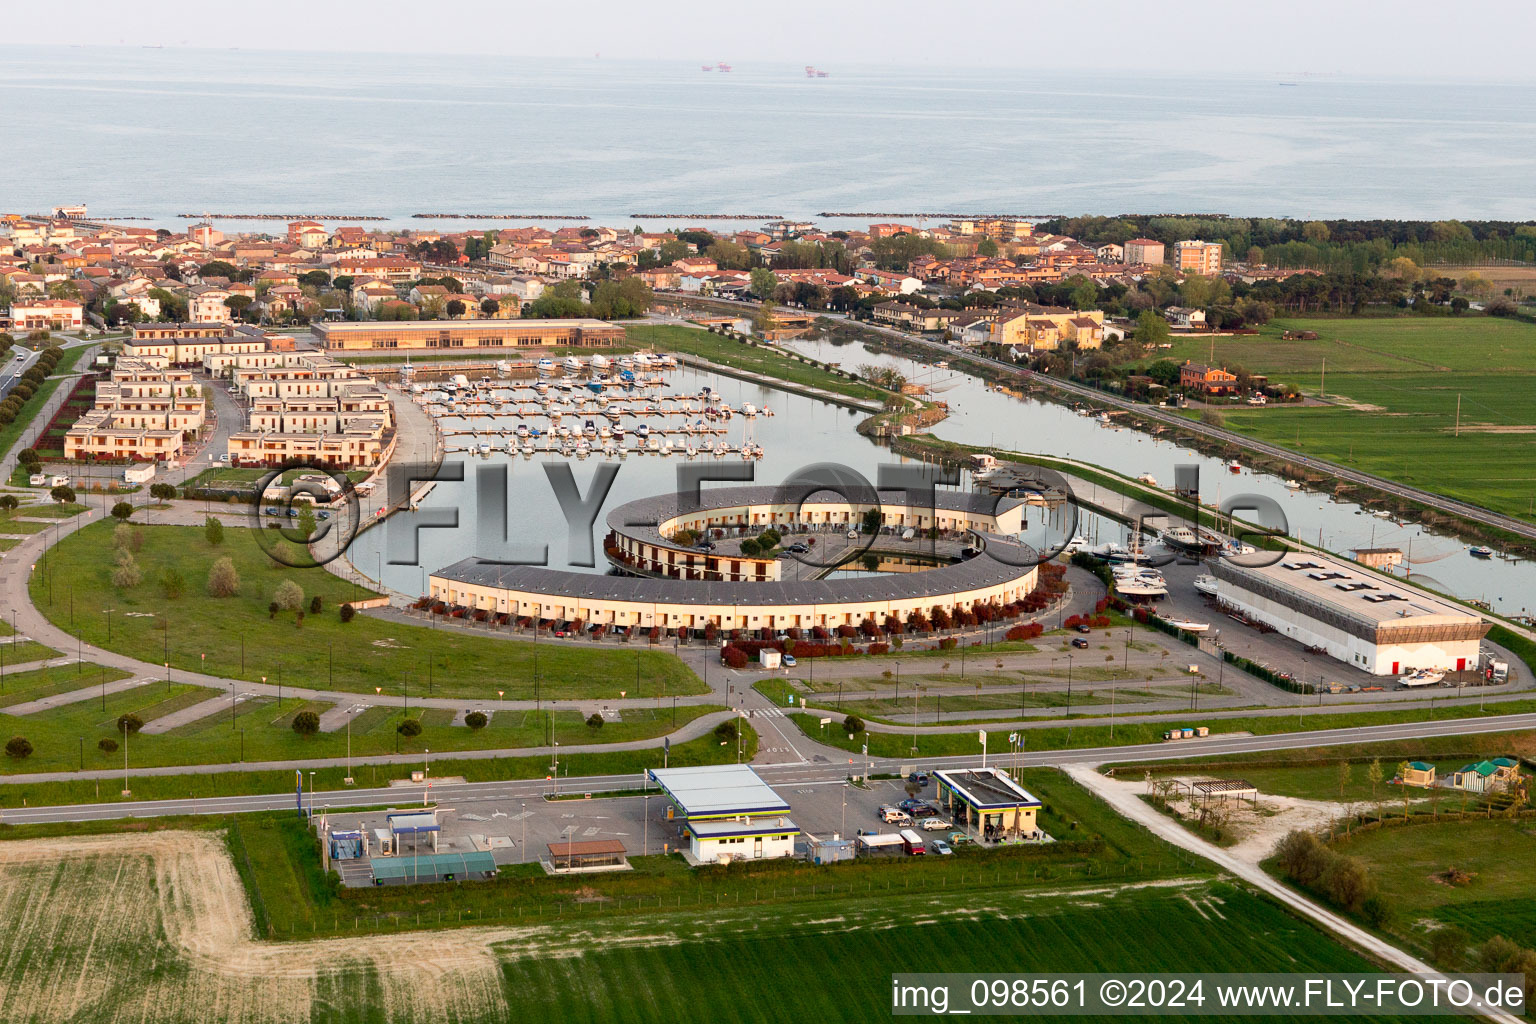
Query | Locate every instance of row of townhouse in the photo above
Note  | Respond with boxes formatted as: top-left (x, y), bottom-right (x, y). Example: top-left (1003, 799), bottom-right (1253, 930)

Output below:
top-left (62, 358), bottom-right (207, 462)
top-left (225, 353), bottom-right (394, 470)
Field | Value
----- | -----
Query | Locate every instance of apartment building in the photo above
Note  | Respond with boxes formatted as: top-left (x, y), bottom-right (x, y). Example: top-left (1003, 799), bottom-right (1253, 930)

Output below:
top-left (1174, 239), bottom-right (1223, 275)
top-left (1123, 238), bottom-right (1166, 266)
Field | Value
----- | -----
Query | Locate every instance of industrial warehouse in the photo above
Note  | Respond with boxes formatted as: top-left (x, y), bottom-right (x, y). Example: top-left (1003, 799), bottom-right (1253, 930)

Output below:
top-left (312, 317), bottom-right (625, 351)
top-left (648, 764), bottom-right (800, 864)
top-left (1207, 552), bottom-right (1489, 676)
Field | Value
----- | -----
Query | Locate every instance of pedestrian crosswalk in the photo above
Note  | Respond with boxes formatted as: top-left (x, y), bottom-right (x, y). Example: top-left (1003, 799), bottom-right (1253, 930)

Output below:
top-left (750, 707), bottom-right (786, 718)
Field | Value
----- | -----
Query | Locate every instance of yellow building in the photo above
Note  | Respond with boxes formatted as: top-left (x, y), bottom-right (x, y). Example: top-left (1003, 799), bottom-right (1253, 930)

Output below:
top-left (312, 318), bottom-right (625, 352)
top-left (1175, 240), bottom-right (1222, 275)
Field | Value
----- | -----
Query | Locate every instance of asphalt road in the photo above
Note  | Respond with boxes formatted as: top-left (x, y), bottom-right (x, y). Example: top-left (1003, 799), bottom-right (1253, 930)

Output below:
top-left (9, 708), bottom-right (1536, 824)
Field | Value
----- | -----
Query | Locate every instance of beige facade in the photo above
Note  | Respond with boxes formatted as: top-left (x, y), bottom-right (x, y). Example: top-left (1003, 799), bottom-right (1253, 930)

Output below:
top-left (312, 318), bottom-right (625, 352)
top-left (1175, 240), bottom-right (1222, 275)
top-left (63, 357), bottom-right (205, 462)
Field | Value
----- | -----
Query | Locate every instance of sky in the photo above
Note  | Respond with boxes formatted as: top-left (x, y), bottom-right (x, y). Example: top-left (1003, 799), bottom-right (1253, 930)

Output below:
top-left (8, 0), bottom-right (1536, 79)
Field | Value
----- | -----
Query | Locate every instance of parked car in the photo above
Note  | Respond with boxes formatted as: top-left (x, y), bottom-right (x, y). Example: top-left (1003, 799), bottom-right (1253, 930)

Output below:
top-left (316, 510), bottom-right (331, 520)
top-left (929, 839), bottom-right (953, 855)
top-left (919, 817), bottom-right (952, 832)
top-left (782, 654), bottom-right (797, 668)
top-left (264, 507), bottom-right (282, 516)
top-left (948, 832), bottom-right (975, 846)
top-left (1071, 637), bottom-right (1090, 649)
top-left (786, 542), bottom-right (809, 553)
top-left (552, 630), bottom-right (569, 638)
top-left (1075, 624), bottom-right (1092, 634)
top-left (880, 806), bottom-right (912, 825)
top-left (908, 771), bottom-right (929, 786)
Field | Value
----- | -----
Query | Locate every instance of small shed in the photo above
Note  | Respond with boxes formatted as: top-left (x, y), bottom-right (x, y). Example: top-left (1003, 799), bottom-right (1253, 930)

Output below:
top-left (386, 810), bottom-right (440, 853)
top-left (547, 839), bottom-right (630, 873)
top-left (1453, 762), bottom-right (1496, 793)
top-left (807, 836), bottom-right (855, 865)
top-left (1401, 762), bottom-right (1436, 788)
top-left (1191, 778), bottom-right (1258, 806)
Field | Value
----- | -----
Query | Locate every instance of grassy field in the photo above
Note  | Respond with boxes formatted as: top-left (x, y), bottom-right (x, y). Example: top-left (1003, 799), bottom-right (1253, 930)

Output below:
top-left (791, 698), bottom-right (1536, 758)
top-left (0, 679), bottom-right (724, 775)
top-left (29, 521), bottom-right (706, 700)
top-left (625, 322), bottom-right (889, 402)
top-left (0, 640), bottom-right (64, 665)
top-left (1105, 729), bottom-right (1536, 803)
top-left (0, 803), bottom-right (1418, 1023)
top-left (1327, 818), bottom-right (1536, 951)
top-left (1152, 317), bottom-right (1536, 519)
top-left (0, 724), bottom-right (758, 809)
top-left (0, 662), bottom-right (132, 709)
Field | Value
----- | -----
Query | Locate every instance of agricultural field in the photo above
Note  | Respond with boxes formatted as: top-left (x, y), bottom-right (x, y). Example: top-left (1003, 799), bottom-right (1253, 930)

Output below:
top-left (28, 521), bottom-right (706, 701)
top-left (0, 816), bottom-right (1414, 1024)
top-left (1329, 818), bottom-right (1536, 947)
top-left (1153, 317), bottom-right (1536, 519)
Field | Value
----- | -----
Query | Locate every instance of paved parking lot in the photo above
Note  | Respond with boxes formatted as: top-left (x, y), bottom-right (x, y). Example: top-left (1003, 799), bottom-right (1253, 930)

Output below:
top-left (315, 767), bottom-right (968, 878)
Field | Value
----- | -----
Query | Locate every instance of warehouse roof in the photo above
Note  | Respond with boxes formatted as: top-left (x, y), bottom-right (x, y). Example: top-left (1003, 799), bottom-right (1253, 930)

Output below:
top-left (685, 817), bottom-right (800, 840)
top-left (368, 850), bottom-right (495, 882)
top-left (648, 764), bottom-right (790, 818)
top-left (1211, 553), bottom-right (1485, 631)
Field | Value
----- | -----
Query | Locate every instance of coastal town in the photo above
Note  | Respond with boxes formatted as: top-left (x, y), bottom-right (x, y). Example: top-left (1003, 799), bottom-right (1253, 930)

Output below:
top-left (5, 202), bottom-right (1536, 1023)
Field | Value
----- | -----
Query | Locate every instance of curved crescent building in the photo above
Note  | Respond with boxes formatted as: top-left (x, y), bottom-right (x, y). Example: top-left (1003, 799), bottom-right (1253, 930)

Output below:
top-left (429, 486), bottom-right (1040, 633)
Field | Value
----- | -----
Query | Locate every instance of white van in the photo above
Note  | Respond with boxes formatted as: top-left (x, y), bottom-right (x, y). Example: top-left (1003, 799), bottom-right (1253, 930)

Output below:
top-left (880, 806), bottom-right (912, 825)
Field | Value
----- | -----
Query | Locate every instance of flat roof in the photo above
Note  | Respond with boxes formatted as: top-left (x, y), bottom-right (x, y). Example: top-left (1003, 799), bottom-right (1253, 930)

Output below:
top-left (648, 764), bottom-right (790, 818)
top-left (315, 318), bottom-right (617, 332)
top-left (685, 818), bottom-right (799, 840)
top-left (386, 811), bottom-right (439, 833)
top-left (548, 839), bottom-right (627, 857)
top-left (369, 850), bottom-right (495, 881)
top-left (1212, 552), bottom-right (1483, 630)
top-left (935, 768), bottom-right (1041, 809)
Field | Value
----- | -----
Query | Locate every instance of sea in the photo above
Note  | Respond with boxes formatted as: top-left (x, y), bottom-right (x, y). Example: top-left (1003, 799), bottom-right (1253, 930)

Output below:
top-left (4, 45), bottom-right (1536, 226)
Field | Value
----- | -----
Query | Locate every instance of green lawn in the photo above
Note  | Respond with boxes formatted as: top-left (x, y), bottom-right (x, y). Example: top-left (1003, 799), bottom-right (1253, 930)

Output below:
top-left (0, 662), bottom-right (131, 709)
top-left (0, 641), bottom-right (63, 665)
top-left (792, 699), bottom-right (1536, 758)
top-left (0, 724), bottom-right (759, 809)
top-left (1329, 818), bottom-right (1536, 949)
top-left (29, 521), bottom-right (706, 701)
top-left (0, 681), bottom-right (725, 774)
top-left (625, 323), bottom-right (888, 403)
top-left (1149, 317), bottom-right (1536, 520)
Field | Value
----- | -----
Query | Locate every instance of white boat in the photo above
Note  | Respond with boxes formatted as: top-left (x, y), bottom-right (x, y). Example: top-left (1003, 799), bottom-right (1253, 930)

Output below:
top-left (1160, 526), bottom-right (1204, 553)
top-left (635, 423), bottom-right (650, 439)
top-left (1469, 545), bottom-right (1495, 558)
top-left (1161, 618), bottom-right (1210, 632)
top-left (536, 358), bottom-right (555, 375)
top-left (1087, 542), bottom-right (1149, 565)
top-left (1063, 535), bottom-right (1089, 553)
top-left (1136, 473), bottom-right (1158, 487)
top-left (1371, 509), bottom-right (1392, 519)
top-left (1398, 669), bottom-right (1445, 688)
top-left (1192, 575), bottom-right (1219, 597)
top-left (1284, 479), bottom-right (1302, 490)
top-left (477, 442), bottom-right (492, 456)
top-left (564, 355), bottom-right (583, 372)
top-left (583, 419), bottom-right (597, 437)
top-left (589, 353), bottom-right (610, 371)
top-left (741, 403), bottom-right (759, 417)
top-left (1113, 570), bottom-right (1168, 598)
top-left (1227, 460), bottom-right (1242, 473)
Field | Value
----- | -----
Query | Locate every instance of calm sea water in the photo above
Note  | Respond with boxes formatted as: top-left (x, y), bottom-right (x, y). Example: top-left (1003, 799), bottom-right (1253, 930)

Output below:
top-left (4, 46), bottom-right (1536, 224)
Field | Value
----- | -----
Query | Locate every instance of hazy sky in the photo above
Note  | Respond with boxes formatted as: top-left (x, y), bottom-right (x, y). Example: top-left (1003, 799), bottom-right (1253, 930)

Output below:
top-left (9, 0), bottom-right (1535, 78)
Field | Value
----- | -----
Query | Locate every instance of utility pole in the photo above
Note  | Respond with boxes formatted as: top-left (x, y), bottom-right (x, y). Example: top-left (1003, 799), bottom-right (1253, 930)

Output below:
top-left (1455, 393), bottom-right (1461, 437)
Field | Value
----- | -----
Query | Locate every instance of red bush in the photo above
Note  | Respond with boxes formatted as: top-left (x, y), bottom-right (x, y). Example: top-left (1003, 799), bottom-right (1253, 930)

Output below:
top-left (868, 642), bottom-right (890, 655)
top-left (720, 645), bottom-right (748, 669)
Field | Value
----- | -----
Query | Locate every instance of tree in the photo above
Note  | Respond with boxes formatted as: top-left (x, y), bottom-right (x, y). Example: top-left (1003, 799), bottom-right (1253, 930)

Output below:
top-left (224, 294), bottom-right (253, 319)
top-left (1337, 759), bottom-right (1353, 798)
top-left (976, 236), bottom-right (999, 258)
top-left (1428, 926), bottom-right (1468, 967)
top-left (713, 720), bottom-right (737, 743)
top-left (160, 567), bottom-right (187, 600)
top-left (309, 595), bottom-right (322, 615)
top-left (273, 579), bottom-right (304, 611)
top-left (1366, 758), bottom-right (1383, 803)
top-left (117, 713), bottom-right (144, 735)
top-left (204, 515), bottom-right (224, 546)
top-left (111, 551), bottom-right (142, 589)
top-left (149, 482), bottom-right (177, 502)
top-left (1301, 220), bottom-right (1331, 242)
top-left (465, 711), bottom-right (488, 730)
top-left (397, 718), bottom-right (422, 738)
top-left (1322, 855), bottom-right (1373, 911)
top-left (480, 297), bottom-right (500, 316)
top-left (843, 715), bottom-right (865, 736)
top-left (1134, 309), bottom-right (1169, 348)
top-left (206, 556), bottom-right (240, 597)
top-left (862, 507), bottom-right (882, 534)
top-left (749, 267), bottom-right (778, 299)
top-left (111, 501), bottom-right (134, 522)
top-left (199, 260), bottom-right (239, 280)
top-left (446, 299), bottom-right (466, 319)
top-left (339, 603), bottom-right (357, 623)
top-left (98, 737), bottom-right (118, 754)
top-left (296, 505), bottom-right (317, 541)
top-left (0, 494), bottom-right (16, 515)
top-left (50, 484), bottom-right (76, 505)
top-left (5, 736), bottom-right (33, 759)
top-left (291, 711), bottom-right (321, 737)
top-left (586, 712), bottom-right (605, 730)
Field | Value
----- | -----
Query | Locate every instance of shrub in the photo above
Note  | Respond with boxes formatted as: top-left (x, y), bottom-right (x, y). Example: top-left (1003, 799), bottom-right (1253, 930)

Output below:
top-left (110, 501), bottom-right (134, 521)
top-left (268, 600), bottom-right (280, 618)
top-left (1274, 830), bottom-right (1329, 886)
top-left (309, 595), bottom-right (323, 614)
top-left (111, 553), bottom-right (143, 589)
top-left (396, 718), bottom-right (422, 738)
top-left (97, 737), bottom-right (119, 754)
top-left (204, 515), bottom-right (224, 546)
top-left (464, 711), bottom-right (488, 730)
top-left (339, 603), bottom-right (356, 623)
top-left (291, 711), bottom-right (321, 736)
top-left (720, 645), bottom-right (748, 669)
top-left (4, 736), bottom-right (33, 759)
top-left (842, 715), bottom-right (865, 735)
top-left (1321, 854), bottom-right (1373, 912)
top-left (160, 567), bottom-right (187, 600)
top-left (273, 579), bottom-right (304, 611)
top-left (117, 713), bottom-right (143, 735)
top-left (206, 556), bottom-right (240, 597)
top-left (1360, 893), bottom-right (1394, 929)
top-left (586, 713), bottom-right (604, 730)
top-left (714, 720), bottom-right (737, 742)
